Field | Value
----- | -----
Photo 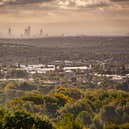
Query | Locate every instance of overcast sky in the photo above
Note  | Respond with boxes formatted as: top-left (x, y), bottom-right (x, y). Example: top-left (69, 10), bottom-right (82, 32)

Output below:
top-left (0, 0), bottom-right (129, 36)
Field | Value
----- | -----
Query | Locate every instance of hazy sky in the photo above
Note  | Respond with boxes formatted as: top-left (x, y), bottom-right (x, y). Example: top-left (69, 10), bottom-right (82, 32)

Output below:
top-left (0, 0), bottom-right (129, 36)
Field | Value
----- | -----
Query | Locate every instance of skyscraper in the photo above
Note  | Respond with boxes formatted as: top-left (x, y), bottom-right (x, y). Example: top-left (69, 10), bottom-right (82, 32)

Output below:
top-left (40, 29), bottom-right (43, 36)
top-left (8, 27), bottom-right (12, 36)
top-left (27, 26), bottom-right (31, 36)
top-left (24, 25), bottom-right (31, 37)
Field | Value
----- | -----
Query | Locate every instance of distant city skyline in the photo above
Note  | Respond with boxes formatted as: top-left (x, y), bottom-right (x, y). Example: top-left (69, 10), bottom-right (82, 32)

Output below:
top-left (0, 0), bottom-right (129, 37)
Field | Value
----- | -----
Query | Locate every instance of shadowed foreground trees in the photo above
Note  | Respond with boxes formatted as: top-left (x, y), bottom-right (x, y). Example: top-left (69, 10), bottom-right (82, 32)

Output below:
top-left (104, 123), bottom-right (129, 129)
top-left (1, 81), bottom-right (129, 129)
top-left (0, 108), bottom-right (54, 129)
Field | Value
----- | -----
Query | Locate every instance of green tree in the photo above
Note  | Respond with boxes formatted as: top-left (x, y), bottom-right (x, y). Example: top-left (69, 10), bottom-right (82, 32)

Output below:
top-left (2, 110), bottom-right (54, 129)
top-left (57, 114), bottom-right (82, 129)
top-left (75, 111), bottom-right (92, 128)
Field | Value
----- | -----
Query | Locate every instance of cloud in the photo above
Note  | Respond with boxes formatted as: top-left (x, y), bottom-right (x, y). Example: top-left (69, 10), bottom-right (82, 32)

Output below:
top-left (0, 0), bottom-right (112, 8)
top-left (57, 0), bottom-right (111, 9)
top-left (111, 0), bottom-right (129, 2)
top-left (0, 0), bottom-right (53, 6)
top-left (0, 0), bottom-right (129, 11)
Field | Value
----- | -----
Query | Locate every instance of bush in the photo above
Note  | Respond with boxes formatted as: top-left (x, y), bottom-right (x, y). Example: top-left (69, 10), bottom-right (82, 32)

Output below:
top-left (0, 109), bottom-right (55, 129)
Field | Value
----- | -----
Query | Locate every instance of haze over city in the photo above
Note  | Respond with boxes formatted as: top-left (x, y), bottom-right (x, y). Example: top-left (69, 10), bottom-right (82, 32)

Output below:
top-left (0, 0), bottom-right (129, 37)
top-left (1, 1), bottom-right (129, 129)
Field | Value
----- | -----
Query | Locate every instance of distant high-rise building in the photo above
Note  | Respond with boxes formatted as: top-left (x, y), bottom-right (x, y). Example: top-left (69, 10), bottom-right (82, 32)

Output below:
top-left (24, 25), bottom-right (31, 37)
top-left (40, 29), bottom-right (43, 36)
top-left (24, 28), bottom-right (27, 37)
top-left (27, 25), bottom-right (31, 36)
top-left (24, 28), bottom-right (27, 35)
top-left (8, 28), bottom-right (12, 36)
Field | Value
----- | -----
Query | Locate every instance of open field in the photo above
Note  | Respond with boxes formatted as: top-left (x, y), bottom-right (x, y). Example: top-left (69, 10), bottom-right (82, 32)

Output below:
top-left (0, 36), bottom-right (129, 64)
